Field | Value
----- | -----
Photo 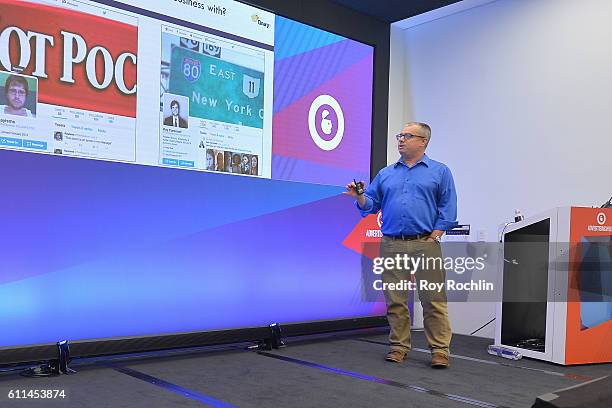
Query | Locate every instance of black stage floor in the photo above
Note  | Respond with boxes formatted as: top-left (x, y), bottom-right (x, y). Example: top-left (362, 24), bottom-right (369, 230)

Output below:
top-left (1, 329), bottom-right (611, 408)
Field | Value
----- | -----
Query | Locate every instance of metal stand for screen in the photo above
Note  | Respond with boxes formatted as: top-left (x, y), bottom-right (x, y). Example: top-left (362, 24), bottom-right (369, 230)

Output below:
top-left (247, 323), bottom-right (285, 351)
top-left (21, 340), bottom-right (76, 377)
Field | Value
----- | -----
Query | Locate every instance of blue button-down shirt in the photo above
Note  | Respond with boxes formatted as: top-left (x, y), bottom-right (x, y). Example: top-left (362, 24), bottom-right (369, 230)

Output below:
top-left (356, 154), bottom-right (457, 236)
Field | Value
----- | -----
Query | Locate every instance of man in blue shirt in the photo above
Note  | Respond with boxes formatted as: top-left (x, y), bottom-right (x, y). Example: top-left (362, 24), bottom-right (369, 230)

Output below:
top-left (346, 122), bottom-right (457, 368)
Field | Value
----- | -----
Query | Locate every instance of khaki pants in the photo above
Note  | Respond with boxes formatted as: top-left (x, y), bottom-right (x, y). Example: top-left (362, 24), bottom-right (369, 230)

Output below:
top-left (380, 236), bottom-right (452, 357)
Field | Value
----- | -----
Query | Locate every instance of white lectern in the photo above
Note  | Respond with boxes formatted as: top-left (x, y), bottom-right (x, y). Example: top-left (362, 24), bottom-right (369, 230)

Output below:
top-left (495, 207), bottom-right (612, 365)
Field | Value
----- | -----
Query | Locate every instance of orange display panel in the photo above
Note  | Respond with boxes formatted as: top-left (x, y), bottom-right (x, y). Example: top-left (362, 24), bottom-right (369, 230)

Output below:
top-left (566, 207), bottom-right (612, 364)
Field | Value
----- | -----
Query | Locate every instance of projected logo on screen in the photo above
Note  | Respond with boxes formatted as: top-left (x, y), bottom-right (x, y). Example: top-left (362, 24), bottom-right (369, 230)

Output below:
top-left (308, 94), bottom-right (344, 151)
top-left (272, 15), bottom-right (374, 186)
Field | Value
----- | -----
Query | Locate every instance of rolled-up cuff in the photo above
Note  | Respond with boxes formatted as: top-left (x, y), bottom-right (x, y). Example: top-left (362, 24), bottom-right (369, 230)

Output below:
top-left (355, 197), bottom-right (373, 217)
top-left (433, 220), bottom-right (458, 231)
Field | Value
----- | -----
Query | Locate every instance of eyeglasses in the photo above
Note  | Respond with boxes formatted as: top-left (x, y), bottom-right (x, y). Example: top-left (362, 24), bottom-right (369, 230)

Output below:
top-left (8, 89), bottom-right (26, 97)
top-left (395, 133), bottom-right (426, 141)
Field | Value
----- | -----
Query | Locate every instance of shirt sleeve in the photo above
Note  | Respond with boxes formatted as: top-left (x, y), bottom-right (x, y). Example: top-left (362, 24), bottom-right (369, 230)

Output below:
top-left (355, 173), bottom-right (382, 217)
top-left (433, 166), bottom-right (458, 231)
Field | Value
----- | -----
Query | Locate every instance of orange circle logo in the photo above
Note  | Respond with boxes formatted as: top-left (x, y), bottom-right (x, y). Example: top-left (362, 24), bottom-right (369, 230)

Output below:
top-left (597, 212), bottom-right (607, 225)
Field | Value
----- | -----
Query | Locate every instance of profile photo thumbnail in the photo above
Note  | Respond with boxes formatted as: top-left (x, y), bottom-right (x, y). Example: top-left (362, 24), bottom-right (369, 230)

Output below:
top-left (0, 71), bottom-right (38, 118)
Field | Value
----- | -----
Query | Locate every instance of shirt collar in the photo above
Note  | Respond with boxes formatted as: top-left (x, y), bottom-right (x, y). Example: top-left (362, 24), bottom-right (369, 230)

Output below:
top-left (395, 153), bottom-right (430, 168)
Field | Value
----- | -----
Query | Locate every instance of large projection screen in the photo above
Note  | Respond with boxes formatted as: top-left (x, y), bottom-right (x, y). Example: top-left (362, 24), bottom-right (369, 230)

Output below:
top-left (0, 0), bottom-right (381, 353)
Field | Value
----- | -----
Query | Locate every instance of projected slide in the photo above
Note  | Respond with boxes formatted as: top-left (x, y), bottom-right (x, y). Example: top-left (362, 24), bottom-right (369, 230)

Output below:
top-left (0, 0), bottom-right (274, 177)
top-left (0, 0), bottom-right (373, 186)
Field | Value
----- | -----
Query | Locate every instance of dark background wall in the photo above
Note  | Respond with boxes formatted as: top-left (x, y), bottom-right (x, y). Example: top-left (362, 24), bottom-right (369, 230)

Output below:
top-left (243, 0), bottom-right (390, 178)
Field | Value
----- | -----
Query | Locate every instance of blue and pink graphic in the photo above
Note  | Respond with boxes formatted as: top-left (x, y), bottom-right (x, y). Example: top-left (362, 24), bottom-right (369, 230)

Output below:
top-left (0, 149), bottom-right (384, 348)
top-left (272, 16), bottom-right (374, 186)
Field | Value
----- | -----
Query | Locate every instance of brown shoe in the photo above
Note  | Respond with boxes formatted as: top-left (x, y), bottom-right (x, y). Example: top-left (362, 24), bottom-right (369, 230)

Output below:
top-left (431, 353), bottom-right (449, 368)
top-left (385, 349), bottom-right (408, 363)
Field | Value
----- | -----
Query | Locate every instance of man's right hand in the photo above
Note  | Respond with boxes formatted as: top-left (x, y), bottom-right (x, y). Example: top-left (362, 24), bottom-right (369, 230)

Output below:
top-left (344, 181), bottom-right (367, 207)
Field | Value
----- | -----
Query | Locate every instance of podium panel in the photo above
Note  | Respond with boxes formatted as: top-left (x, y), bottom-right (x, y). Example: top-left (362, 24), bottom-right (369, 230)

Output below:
top-left (495, 207), bottom-right (612, 365)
